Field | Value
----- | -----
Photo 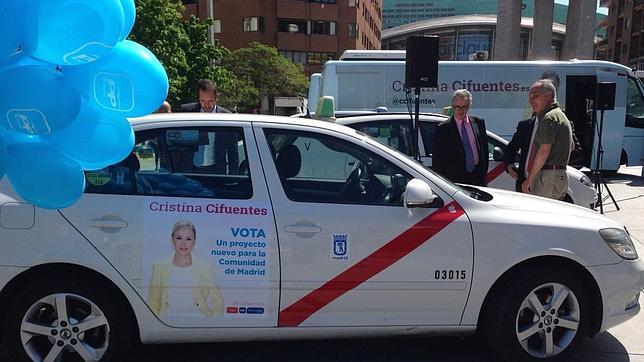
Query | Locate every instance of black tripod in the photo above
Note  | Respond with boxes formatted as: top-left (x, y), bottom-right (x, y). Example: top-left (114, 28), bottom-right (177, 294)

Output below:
top-left (592, 107), bottom-right (619, 214)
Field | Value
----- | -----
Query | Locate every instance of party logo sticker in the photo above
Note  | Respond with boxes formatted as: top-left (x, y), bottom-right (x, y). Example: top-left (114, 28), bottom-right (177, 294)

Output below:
top-left (63, 42), bottom-right (112, 65)
top-left (6, 109), bottom-right (50, 135)
top-left (93, 72), bottom-right (134, 112)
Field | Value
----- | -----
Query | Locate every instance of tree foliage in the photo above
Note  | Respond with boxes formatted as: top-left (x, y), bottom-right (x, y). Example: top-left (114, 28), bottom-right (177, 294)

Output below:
top-left (129, 0), bottom-right (234, 110)
top-left (221, 43), bottom-right (309, 112)
top-left (129, 2), bottom-right (308, 113)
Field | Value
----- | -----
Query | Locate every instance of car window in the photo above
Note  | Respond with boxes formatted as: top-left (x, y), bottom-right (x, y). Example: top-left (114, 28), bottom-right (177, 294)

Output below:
top-left (419, 121), bottom-right (436, 157)
top-left (84, 127), bottom-right (252, 199)
top-left (351, 120), bottom-right (413, 156)
top-left (264, 129), bottom-right (412, 206)
top-left (487, 134), bottom-right (506, 162)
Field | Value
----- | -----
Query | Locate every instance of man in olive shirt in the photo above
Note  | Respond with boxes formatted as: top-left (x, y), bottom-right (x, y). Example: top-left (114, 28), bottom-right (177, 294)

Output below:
top-left (522, 79), bottom-right (574, 200)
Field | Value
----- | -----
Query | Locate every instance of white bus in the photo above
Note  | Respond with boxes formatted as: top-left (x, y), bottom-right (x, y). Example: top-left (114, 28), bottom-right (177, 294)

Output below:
top-left (309, 51), bottom-right (644, 172)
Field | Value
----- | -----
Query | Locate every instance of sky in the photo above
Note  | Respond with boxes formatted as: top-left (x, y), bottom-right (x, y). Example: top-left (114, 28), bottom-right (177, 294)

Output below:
top-left (554, 0), bottom-right (608, 15)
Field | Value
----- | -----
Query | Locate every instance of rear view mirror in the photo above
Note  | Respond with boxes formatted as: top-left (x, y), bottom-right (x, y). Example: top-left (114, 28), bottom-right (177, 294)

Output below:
top-left (493, 146), bottom-right (504, 162)
top-left (166, 129), bottom-right (209, 151)
top-left (404, 178), bottom-right (436, 208)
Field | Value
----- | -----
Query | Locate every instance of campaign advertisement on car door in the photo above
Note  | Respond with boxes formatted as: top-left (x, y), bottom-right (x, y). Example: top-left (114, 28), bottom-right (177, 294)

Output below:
top-left (142, 197), bottom-right (273, 323)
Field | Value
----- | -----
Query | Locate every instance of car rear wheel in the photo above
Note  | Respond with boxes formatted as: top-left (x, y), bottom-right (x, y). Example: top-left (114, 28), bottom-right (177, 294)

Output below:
top-left (2, 273), bottom-right (134, 362)
top-left (484, 266), bottom-right (590, 361)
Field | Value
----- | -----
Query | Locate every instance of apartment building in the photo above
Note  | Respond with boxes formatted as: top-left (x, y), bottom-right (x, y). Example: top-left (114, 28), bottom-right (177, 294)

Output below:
top-left (183, 0), bottom-right (382, 74)
top-left (599, 0), bottom-right (644, 70)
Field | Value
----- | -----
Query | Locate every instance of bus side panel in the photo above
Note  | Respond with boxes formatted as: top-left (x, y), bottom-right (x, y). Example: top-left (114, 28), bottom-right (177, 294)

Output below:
top-left (591, 72), bottom-right (627, 171)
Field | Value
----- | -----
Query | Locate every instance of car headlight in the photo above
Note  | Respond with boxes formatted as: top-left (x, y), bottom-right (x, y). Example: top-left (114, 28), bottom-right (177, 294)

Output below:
top-left (600, 228), bottom-right (639, 260)
top-left (579, 174), bottom-right (593, 188)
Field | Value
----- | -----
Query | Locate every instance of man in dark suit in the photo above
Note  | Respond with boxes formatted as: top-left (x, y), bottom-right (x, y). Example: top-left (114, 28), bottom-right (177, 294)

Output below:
top-left (179, 79), bottom-right (238, 174)
top-left (432, 89), bottom-right (489, 186)
top-left (503, 115), bottom-right (536, 192)
top-left (180, 79), bottom-right (231, 114)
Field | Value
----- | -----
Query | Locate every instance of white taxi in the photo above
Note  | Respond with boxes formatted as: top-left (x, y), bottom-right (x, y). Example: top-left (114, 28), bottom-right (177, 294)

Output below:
top-left (0, 113), bottom-right (641, 362)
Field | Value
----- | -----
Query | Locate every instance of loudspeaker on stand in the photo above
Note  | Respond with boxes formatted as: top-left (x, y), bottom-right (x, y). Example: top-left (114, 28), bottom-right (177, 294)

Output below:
top-left (405, 36), bottom-right (439, 89)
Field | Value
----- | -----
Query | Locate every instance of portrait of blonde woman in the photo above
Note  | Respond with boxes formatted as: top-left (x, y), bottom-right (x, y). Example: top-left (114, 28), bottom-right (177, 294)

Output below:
top-left (147, 220), bottom-right (223, 318)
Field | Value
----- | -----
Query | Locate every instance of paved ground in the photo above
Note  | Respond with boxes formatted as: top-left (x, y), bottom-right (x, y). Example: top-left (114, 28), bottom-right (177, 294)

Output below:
top-left (570, 165), bottom-right (644, 362)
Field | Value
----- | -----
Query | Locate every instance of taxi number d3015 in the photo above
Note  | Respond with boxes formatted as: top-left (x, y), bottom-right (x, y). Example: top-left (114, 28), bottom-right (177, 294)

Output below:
top-left (434, 270), bottom-right (466, 280)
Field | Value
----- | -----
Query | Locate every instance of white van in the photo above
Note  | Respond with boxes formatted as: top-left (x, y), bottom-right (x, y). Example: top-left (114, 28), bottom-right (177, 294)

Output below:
top-left (309, 51), bottom-right (644, 172)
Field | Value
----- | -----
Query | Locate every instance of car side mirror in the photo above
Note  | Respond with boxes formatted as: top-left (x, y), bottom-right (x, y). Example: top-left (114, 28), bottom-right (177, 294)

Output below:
top-left (404, 179), bottom-right (436, 208)
top-left (492, 146), bottom-right (504, 162)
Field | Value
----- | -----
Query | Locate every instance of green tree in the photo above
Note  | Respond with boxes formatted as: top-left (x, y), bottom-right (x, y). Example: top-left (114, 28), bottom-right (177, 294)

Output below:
top-left (180, 16), bottom-right (238, 108)
top-left (221, 43), bottom-right (309, 112)
top-left (129, 0), bottom-right (234, 110)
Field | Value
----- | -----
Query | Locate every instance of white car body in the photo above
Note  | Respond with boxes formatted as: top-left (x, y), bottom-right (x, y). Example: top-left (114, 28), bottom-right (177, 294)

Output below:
top-left (335, 113), bottom-right (598, 209)
top-left (0, 113), bottom-right (641, 362)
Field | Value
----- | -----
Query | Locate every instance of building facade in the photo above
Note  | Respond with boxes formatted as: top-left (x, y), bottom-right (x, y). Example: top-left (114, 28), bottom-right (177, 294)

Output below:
top-left (381, 0), bottom-right (604, 34)
top-left (182, 0), bottom-right (383, 74)
top-left (599, 0), bottom-right (644, 70)
top-left (382, 15), bottom-right (568, 61)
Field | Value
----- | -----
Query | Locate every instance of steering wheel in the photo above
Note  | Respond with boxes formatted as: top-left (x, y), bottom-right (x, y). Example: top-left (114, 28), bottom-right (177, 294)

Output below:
top-left (238, 159), bottom-right (250, 176)
top-left (341, 162), bottom-right (366, 200)
top-left (383, 174), bottom-right (406, 204)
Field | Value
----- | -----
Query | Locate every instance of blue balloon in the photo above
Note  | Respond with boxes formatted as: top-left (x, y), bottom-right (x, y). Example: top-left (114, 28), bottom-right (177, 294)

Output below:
top-left (0, 65), bottom-right (81, 135)
top-left (0, 126), bottom-right (41, 145)
top-left (0, 0), bottom-right (39, 66)
top-left (6, 141), bottom-right (85, 209)
top-left (28, 0), bottom-right (125, 65)
top-left (46, 103), bottom-right (134, 170)
top-left (64, 40), bottom-right (169, 117)
top-left (0, 131), bottom-right (7, 179)
top-left (119, 0), bottom-right (136, 41)
top-left (0, 2), bottom-right (24, 66)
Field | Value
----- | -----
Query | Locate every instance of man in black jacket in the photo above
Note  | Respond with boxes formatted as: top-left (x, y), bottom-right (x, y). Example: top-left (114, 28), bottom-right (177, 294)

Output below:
top-left (179, 79), bottom-right (238, 174)
top-left (433, 90), bottom-right (489, 186)
top-left (180, 79), bottom-right (231, 114)
top-left (503, 115), bottom-right (536, 192)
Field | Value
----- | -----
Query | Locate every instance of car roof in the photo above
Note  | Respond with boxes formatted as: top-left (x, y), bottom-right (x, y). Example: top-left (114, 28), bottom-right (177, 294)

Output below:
top-left (129, 112), bottom-right (360, 134)
top-left (334, 112), bottom-right (509, 144)
top-left (335, 113), bottom-right (449, 125)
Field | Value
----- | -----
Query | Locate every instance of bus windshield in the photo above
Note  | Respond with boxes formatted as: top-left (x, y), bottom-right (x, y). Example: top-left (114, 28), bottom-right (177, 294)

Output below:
top-left (626, 77), bottom-right (644, 128)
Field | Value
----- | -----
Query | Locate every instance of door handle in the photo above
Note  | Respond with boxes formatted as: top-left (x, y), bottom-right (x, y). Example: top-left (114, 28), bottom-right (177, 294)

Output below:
top-left (87, 215), bottom-right (128, 233)
top-left (284, 225), bottom-right (321, 233)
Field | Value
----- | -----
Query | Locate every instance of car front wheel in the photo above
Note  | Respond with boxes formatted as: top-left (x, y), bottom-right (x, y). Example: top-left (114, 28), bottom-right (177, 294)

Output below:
top-left (484, 266), bottom-right (590, 361)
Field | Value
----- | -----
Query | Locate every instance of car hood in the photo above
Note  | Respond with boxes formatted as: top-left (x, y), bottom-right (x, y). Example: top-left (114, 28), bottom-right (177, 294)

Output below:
top-left (480, 187), bottom-right (618, 226)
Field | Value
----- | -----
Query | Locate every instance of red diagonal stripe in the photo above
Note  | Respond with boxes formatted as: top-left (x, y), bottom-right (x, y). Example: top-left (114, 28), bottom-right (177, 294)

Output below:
top-left (278, 201), bottom-right (465, 327)
top-left (486, 163), bottom-right (506, 184)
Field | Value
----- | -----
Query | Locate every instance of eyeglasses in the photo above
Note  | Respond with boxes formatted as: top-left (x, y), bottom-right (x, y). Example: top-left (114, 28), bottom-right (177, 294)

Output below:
top-left (452, 104), bottom-right (470, 111)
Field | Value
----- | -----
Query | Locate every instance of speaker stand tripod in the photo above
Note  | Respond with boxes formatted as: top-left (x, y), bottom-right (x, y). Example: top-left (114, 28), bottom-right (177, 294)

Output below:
top-left (412, 87), bottom-right (421, 162)
top-left (593, 108), bottom-right (619, 214)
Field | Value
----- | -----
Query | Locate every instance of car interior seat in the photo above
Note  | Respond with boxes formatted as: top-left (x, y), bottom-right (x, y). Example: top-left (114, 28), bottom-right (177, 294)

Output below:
top-left (275, 144), bottom-right (302, 179)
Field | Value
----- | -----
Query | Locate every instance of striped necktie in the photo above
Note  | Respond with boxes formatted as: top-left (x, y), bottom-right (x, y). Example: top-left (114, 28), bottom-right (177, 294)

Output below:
top-left (460, 121), bottom-right (475, 173)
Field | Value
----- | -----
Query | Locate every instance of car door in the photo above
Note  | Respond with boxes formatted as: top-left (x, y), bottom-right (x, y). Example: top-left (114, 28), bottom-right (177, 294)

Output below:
top-left (59, 121), bottom-right (279, 328)
top-left (254, 122), bottom-right (473, 327)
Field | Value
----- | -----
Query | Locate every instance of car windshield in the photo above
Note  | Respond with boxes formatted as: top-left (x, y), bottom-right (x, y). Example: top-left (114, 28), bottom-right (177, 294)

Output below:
top-left (626, 77), bottom-right (644, 128)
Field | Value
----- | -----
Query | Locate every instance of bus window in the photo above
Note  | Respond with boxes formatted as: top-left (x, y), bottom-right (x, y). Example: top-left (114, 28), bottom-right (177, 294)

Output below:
top-left (626, 77), bottom-right (644, 129)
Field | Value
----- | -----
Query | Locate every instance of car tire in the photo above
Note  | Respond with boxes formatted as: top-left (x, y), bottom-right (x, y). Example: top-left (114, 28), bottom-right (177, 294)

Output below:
top-left (2, 272), bottom-right (135, 362)
top-left (483, 265), bottom-right (590, 362)
top-left (562, 194), bottom-right (574, 204)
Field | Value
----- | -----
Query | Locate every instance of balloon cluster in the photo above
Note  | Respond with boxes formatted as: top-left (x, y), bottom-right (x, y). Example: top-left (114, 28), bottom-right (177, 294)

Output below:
top-left (0, 0), bottom-right (168, 209)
